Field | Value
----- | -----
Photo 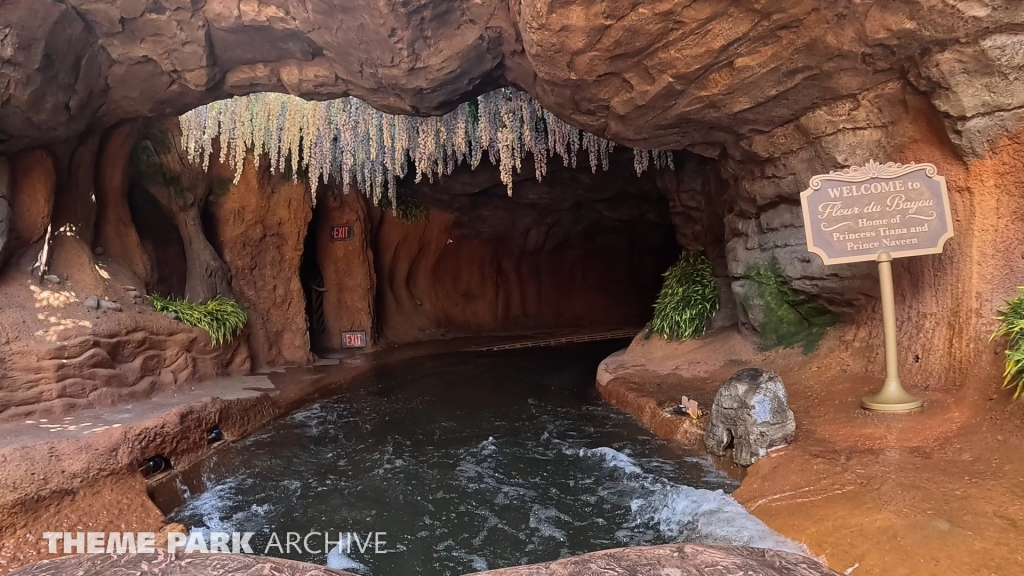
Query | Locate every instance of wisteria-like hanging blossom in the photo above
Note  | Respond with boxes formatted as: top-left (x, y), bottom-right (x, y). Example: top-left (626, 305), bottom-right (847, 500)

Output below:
top-left (179, 88), bottom-right (675, 206)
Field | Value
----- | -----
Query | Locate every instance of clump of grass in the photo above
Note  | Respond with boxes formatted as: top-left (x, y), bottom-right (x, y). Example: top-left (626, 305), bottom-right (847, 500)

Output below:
top-left (649, 251), bottom-right (720, 341)
top-left (149, 294), bottom-right (247, 347)
top-left (380, 193), bottom-right (429, 223)
top-left (743, 260), bottom-right (836, 353)
top-left (993, 287), bottom-right (1024, 400)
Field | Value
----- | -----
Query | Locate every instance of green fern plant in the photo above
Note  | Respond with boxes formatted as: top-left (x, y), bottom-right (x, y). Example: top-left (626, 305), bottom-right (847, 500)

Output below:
top-left (649, 251), bottom-right (720, 341)
top-left (992, 287), bottom-right (1024, 400)
top-left (149, 294), bottom-right (247, 347)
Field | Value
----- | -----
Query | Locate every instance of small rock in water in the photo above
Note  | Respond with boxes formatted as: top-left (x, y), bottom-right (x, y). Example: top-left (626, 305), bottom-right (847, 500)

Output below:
top-left (93, 246), bottom-right (105, 256)
top-left (83, 296), bottom-right (100, 310)
top-left (44, 274), bottom-right (60, 284)
top-left (99, 299), bottom-right (121, 311)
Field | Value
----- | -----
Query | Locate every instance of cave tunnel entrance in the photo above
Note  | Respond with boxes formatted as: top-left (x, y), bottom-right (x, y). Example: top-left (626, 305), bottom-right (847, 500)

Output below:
top-left (367, 150), bottom-right (686, 347)
top-left (126, 180), bottom-right (188, 299)
top-left (300, 214), bottom-right (328, 351)
top-left (119, 100), bottom-right (735, 364)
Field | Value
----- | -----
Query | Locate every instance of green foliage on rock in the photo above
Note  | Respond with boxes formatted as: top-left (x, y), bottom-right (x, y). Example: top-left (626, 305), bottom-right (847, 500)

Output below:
top-left (207, 177), bottom-right (234, 203)
top-left (380, 193), bottom-right (429, 224)
top-left (149, 294), bottom-right (247, 347)
top-left (742, 260), bottom-right (836, 353)
top-left (993, 287), bottom-right (1024, 400)
top-left (649, 251), bottom-right (720, 341)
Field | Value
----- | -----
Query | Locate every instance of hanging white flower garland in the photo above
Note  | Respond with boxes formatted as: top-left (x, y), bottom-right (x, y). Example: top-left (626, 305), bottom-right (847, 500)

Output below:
top-left (179, 88), bottom-right (674, 207)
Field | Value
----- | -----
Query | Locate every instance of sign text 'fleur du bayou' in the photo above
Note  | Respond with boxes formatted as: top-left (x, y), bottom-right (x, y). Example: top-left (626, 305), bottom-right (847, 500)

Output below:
top-left (799, 161), bottom-right (954, 265)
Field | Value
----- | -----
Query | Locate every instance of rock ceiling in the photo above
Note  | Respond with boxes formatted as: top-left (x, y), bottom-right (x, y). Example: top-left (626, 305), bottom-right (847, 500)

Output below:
top-left (1, 0), bottom-right (1023, 156)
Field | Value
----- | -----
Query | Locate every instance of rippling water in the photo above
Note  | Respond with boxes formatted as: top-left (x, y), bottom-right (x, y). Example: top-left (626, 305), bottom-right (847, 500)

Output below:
top-left (169, 342), bottom-right (803, 574)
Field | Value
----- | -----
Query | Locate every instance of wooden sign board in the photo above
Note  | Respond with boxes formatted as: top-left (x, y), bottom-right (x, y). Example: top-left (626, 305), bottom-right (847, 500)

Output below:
top-left (799, 161), bottom-right (954, 265)
top-left (341, 331), bottom-right (366, 348)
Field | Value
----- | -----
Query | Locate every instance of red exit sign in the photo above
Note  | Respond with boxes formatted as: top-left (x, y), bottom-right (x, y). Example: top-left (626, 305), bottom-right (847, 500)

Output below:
top-left (331, 225), bottom-right (353, 241)
top-left (342, 331), bottom-right (366, 348)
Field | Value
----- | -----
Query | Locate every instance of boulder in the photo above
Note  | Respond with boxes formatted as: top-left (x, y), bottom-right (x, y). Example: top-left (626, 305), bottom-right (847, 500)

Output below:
top-left (705, 368), bottom-right (796, 466)
top-left (8, 552), bottom-right (357, 576)
top-left (472, 543), bottom-right (838, 576)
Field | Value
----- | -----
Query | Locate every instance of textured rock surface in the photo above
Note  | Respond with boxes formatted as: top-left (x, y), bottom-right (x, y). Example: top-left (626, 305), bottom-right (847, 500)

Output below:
top-left (4, 545), bottom-right (835, 576)
top-left (9, 553), bottom-right (356, 576)
top-left (373, 154), bottom-right (676, 344)
top-left (472, 543), bottom-right (838, 575)
top-left (312, 187), bottom-right (376, 351)
top-left (206, 158), bottom-right (313, 368)
top-left (2, 0), bottom-right (1024, 160)
top-left (706, 368), bottom-right (796, 466)
top-left (94, 122), bottom-right (152, 284)
top-left (0, 235), bottom-right (250, 419)
top-left (6, 150), bottom-right (55, 258)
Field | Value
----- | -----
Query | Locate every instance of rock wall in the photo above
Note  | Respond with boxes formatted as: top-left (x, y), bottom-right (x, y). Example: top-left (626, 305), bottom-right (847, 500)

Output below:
top-left (206, 158), bottom-right (314, 368)
top-left (709, 75), bottom-right (1024, 391)
top-left (3, 1), bottom-right (1023, 161)
top-left (849, 101), bottom-right (1024, 392)
top-left (656, 153), bottom-right (736, 328)
top-left (5, 150), bottom-right (56, 262)
top-left (373, 208), bottom-right (669, 344)
top-left (311, 188), bottom-right (376, 351)
top-left (0, 0), bottom-right (1023, 409)
top-left (0, 235), bottom-right (250, 420)
top-left (94, 122), bottom-right (152, 284)
top-left (372, 156), bottom-right (677, 344)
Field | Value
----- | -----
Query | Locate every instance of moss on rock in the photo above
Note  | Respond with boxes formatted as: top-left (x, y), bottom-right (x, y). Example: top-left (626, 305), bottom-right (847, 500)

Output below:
top-left (740, 260), bottom-right (836, 353)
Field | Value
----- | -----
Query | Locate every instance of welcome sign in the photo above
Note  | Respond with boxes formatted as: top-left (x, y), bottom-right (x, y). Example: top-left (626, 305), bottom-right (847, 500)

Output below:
top-left (799, 161), bottom-right (954, 265)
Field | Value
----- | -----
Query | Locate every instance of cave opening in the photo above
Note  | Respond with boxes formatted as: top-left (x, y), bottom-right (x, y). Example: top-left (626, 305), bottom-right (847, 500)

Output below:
top-left (117, 100), bottom-right (733, 361)
top-left (107, 90), bottom-right (748, 370)
top-left (300, 213), bottom-right (328, 352)
top-left (126, 180), bottom-right (188, 299)
top-left (367, 151), bottom-right (683, 347)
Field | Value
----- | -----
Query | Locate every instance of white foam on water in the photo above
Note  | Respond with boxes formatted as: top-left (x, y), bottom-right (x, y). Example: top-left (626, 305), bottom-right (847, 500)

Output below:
top-left (478, 436), bottom-right (499, 455)
top-left (576, 446), bottom-right (643, 475)
top-left (578, 446), bottom-right (809, 556)
top-left (528, 505), bottom-right (570, 542)
top-left (173, 480), bottom-right (238, 533)
top-left (454, 552), bottom-right (489, 572)
top-left (289, 403), bottom-right (326, 429)
top-left (172, 475), bottom-right (277, 535)
top-left (327, 544), bottom-right (370, 573)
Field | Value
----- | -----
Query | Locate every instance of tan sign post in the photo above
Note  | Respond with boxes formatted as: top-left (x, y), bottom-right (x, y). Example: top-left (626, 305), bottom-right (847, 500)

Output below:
top-left (800, 161), bottom-right (954, 412)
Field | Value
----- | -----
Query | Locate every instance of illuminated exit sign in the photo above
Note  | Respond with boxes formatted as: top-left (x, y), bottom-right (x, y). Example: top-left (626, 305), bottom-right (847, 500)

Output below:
top-left (331, 225), bottom-right (353, 241)
top-left (342, 331), bottom-right (366, 348)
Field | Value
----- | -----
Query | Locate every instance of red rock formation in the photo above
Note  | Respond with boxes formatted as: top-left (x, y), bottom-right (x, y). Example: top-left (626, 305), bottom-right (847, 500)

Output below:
top-left (473, 544), bottom-right (838, 576)
top-left (0, 235), bottom-right (250, 420)
top-left (371, 155), bottom-right (676, 344)
top-left (312, 188), bottom-right (376, 351)
top-left (1, 1), bottom-right (1022, 161)
top-left (206, 158), bottom-right (314, 368)
top-left (2, 150), bottom-right (55, 267)
top-left (94, 122), bottom-right (153, 284)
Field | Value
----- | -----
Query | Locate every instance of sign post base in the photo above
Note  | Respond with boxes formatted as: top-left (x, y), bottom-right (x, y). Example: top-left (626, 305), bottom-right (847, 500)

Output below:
top-left (861, 251), bottom-right (923, 413)
top-left (862, 381), bottom-right (924, 412)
